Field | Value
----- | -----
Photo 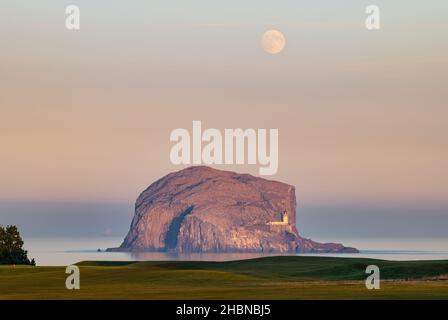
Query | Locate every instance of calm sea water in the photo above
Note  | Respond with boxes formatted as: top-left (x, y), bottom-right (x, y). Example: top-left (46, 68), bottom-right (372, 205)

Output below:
top-left (23, 236), bottom-right (448, 266)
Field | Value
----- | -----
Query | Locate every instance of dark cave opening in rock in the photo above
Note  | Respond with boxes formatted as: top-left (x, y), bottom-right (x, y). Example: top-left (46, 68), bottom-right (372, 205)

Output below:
top-left (164, 205), bottom-right (194, 250)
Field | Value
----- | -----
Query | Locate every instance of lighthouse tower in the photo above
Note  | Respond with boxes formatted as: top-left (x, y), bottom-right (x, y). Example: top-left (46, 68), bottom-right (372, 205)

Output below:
top-left (267, 206), bottom-right (289, 226)
top-left (281, 209), bottom-right (288, 224)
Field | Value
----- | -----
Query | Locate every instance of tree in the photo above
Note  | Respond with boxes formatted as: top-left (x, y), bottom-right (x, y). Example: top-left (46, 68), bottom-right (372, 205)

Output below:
top-left (0, 225), bottom-right (35, 265)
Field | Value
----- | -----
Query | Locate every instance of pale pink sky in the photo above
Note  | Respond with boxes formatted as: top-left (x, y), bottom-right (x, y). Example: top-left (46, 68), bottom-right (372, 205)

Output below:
top-left (1, 1), bottom-right (447, 207)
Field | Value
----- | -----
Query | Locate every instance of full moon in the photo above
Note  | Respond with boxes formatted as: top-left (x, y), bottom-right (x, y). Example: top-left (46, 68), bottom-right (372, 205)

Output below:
top-left (261, 30), bottom-right (286, 54)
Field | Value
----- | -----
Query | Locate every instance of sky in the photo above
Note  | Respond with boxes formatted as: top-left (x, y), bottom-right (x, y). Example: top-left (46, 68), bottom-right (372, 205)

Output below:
top-left (1, 1), bottom-right (447, 239)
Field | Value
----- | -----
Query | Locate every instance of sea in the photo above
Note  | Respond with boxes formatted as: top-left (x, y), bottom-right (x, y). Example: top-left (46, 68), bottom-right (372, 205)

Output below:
top-left (23, 236), bottom-right (448, 266)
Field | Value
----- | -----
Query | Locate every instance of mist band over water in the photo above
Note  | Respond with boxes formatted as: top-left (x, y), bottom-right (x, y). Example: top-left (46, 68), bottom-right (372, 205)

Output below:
top-left (24, 237), bottom-right (448, 266)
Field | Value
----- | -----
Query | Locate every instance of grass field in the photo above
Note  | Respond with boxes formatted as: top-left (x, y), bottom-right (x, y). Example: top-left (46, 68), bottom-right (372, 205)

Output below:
top-left (1, 256), bottom-right (447, 299)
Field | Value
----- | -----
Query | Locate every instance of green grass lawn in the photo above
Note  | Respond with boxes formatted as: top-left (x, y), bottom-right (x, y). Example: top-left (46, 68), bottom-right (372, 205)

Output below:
top-left (0, 256), bottom-right (447, 299)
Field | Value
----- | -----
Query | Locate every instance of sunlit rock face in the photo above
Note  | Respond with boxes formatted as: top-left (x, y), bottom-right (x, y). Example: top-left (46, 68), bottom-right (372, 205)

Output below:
top-left (109, 166), bottom-right (357, 253)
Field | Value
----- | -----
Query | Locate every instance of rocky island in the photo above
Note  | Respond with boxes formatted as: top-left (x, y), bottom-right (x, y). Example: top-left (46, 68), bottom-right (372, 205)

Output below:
top-left (109, 166), bottom-right (357, 253)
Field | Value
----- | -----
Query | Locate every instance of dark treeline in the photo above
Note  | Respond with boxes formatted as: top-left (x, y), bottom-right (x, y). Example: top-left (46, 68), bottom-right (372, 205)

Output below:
top-left (0, 225), bottom-right (35, 265)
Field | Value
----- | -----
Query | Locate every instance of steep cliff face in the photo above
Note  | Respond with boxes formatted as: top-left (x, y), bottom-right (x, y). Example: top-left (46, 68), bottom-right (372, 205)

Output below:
top-left (110, 166), bottom-right (357, 253)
